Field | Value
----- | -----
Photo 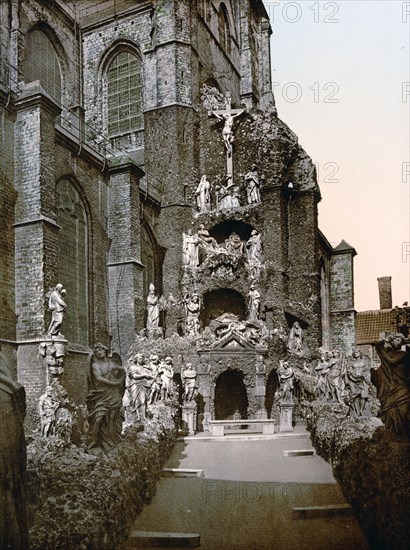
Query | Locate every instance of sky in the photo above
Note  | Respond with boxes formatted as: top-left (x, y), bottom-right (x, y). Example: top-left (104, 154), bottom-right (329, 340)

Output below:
top-left (263, 0), bottom-right (410, 311)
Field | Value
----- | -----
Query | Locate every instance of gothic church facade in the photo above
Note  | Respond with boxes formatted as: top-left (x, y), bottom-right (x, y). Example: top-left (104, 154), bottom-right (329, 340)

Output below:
top-left (0, 0), bottom-right (355, 407)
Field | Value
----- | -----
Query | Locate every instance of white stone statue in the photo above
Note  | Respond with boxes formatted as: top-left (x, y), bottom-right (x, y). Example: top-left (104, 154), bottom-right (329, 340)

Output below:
top-left (244, 164), bottom-right (261, 204)
top-left (247, 285), bottom-right (260, 321)
top-left (195, 175), bottom-right (211, 212)
top-left (146, 283), bottom-right (160, 329)
top-left (182, 363), bottom-right (198, 403)
top-left (277, 360), bottom-right (294, 402)
top-left (217, 184), bottom-right (240, 210)
top-left (346, 350), bottom-right (371, 418)
top-left (147, 354), bottom-right (162, 404)
top-left (197, 224), bottom-right (219, 260)
top-left (47, 283), bottom-right (67, 337)
top-left (315, 349), bottom-right (330, 400)
top-left (288, 321), bottom-right (303, 354)
top-left (123, 353), bottom-right (154, 423)
top-left (201, 84), bottom-right (226, 111)
top-left (211, 109), bottom-right (245, 156)
top-left (246, 230), bottom-right (263, 265)
top-left (182, 230), bottom-right (200, 268)
top-left (38, 386), bottom-right (59, 437)
top-left (185, 292), bottom-right (201, 336)
top-left (225, 232), bottom-right (244, 256)
top-left (160, 357), bottom-right (174, 400)
top-left (326, 349), bottom-right (346, 403)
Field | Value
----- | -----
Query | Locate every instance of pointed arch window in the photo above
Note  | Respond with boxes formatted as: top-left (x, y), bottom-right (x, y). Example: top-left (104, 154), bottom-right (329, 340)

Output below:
top-left (106, 50), bottom-right (142, 136)
top-left (56, 180), bottom-right (89, 344)
top-left (218, 3), bottom-right (231, 54)
top-left (24, 30), bottom-right (62, 102)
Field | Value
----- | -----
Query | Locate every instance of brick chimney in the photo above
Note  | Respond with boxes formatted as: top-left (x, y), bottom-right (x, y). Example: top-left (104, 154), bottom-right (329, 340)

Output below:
top-left (377, 276), bottom-right (392, 309)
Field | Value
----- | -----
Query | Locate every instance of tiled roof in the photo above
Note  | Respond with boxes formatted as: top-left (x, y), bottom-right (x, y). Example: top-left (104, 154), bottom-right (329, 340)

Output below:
top-left (356, 309), bottom-right (398, 344)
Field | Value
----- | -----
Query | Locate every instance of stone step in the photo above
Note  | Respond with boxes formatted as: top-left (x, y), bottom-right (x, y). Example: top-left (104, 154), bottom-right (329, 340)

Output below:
top-left (292, 504), bottom-right (353, 519)
top-left (283, 449), bottom-right (316, 457)
top-left (161, 468), bottom-right (204, 478)
top-left (127, 531), bottom-right (200, 548)
top-left (179, 432), bottom-right (310, 442)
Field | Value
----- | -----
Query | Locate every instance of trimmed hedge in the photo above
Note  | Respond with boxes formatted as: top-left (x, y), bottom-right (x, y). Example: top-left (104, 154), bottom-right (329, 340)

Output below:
top-left (27, 403), bottom-right (179, 549)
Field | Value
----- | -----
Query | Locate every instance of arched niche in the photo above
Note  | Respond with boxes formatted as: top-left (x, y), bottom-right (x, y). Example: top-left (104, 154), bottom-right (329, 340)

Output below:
top-left (201, 288), bottom-right (246, 327)
top-left (265, 369), bottom-right (279, 419)
top-left (214, 369), bottom-right (248, 420)
top-left (56, 179), bottom-right (89, 344)
top-left (24, 28), bottom-right (63, 103)
top-left (141, 223), bottom-right (160, 303)
top-left (208, 220), bottom-right (255, 244)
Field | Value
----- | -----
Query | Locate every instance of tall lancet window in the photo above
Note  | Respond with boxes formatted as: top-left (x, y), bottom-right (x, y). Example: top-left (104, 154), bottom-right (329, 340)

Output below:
top-left (107, 51), bottom-right (142, 136)
top-left (24, 29), bottom-right (62, 103)
top-left (218, 3), bottom-right (231, 54)
top-left (56, 180), bottom-right (89, 344)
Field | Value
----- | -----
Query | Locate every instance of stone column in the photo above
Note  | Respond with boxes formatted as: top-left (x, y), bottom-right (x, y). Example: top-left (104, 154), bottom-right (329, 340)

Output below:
top-left (107, 160), bottom-right (145, 356)
top-left (14, 82), bottom-right (61, 403)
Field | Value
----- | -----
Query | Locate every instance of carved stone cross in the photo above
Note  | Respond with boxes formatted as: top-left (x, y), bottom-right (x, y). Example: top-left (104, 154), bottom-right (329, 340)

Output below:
top-left (208, 92), bottom-right (245, 186)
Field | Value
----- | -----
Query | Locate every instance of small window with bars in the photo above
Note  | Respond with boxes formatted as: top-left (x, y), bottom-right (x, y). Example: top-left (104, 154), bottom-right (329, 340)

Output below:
top-left (107, 51), bottom-right (142, 136)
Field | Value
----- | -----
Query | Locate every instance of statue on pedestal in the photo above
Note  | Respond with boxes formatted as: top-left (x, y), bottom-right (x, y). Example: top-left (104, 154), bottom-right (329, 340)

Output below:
top-left (288, 321), bottom-right (303, 355)
top-left (247, 285), bottom-right (260, 322)
top-left (184, 292), bottom-right (201, 336)
top-left (245, 230), bottom-right (263, 278)
top-left (123, 353), bottom-right (154, 424)
top-left (160, 357), bottom-right (174, 400)
top-left (38, 386), bottom-right (59, 437)
top-left (277, 360), bottom-right (294, 402)
top-left (47, 283), bottom-right (67, 337)
top-left (315, 349), bottom-right (330, 400)
top-left (244, 164), bottom-right (261, 204)
top-left (195, 175), bottom-right (211, 212)
top-left (373, 333), bottom-right (410, 439)
top-left (147, 355), bottom-right (162, 404)
top-left (86, 344), bottom-right (125, 451)
top-left (0, 352), bottom-right (29, 550)
top-left (182, 363), bottom-right (198, 403)
top-left (146, 283), bottom-right (160, 329)
top-left (183, 230), bottom-right (200, 268)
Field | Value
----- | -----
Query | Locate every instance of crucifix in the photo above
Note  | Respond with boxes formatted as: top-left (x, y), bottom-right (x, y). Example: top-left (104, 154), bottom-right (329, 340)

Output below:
top-left (208, 92), bottom-right (245, 187)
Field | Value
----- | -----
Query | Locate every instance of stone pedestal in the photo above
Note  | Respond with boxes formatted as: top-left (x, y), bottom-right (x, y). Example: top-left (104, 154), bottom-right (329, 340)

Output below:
top-left (279, 401), bottom-right (294, 432)
top-left (182, 402), bottom-right (197, 436)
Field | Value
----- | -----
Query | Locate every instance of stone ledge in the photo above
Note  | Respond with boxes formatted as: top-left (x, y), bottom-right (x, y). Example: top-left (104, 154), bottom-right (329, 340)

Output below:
top-left (161, 468), bottom-right (204, 478)
top-left (283, 449), bottom-right (316, 457)
top-left (127, 531), bottom-right (200, 548)
top-left (292, 504), bottom-right (352, 519)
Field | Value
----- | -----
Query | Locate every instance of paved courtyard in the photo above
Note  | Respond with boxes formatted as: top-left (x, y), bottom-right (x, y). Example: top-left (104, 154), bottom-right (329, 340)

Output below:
top-left (127, 429), bottom-right (369, 549)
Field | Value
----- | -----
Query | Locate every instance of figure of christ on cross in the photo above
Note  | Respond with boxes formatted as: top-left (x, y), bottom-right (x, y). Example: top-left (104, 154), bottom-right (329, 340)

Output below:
top-left (209, 92), bottom-right (245, 185)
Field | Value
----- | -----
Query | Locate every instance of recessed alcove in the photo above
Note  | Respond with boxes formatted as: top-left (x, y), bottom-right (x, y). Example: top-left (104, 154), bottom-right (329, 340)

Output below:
top-left (214, 369), bottom-right (248, 420)
top-left (208, 219), bottom-right (254, 244)
top-left (200, 288), bottom-right (246, 327)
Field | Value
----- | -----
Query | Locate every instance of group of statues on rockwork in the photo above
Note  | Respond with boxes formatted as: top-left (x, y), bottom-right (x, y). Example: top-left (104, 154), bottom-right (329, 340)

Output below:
top-left (182, 226), bottom-right (263, 271)
top-left (84, 344), bottom-right (198, 451)
top-left (315, 348), bottom-right (372, 416)
top-left (314, 333), bottom-right (410, 438)
top-left (194, 166), bottom-right (260, 213)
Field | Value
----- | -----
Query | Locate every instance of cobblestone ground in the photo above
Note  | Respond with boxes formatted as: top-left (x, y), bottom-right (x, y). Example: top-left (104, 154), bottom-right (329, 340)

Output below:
top-left (127, 429), bottom-right (369, 550)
